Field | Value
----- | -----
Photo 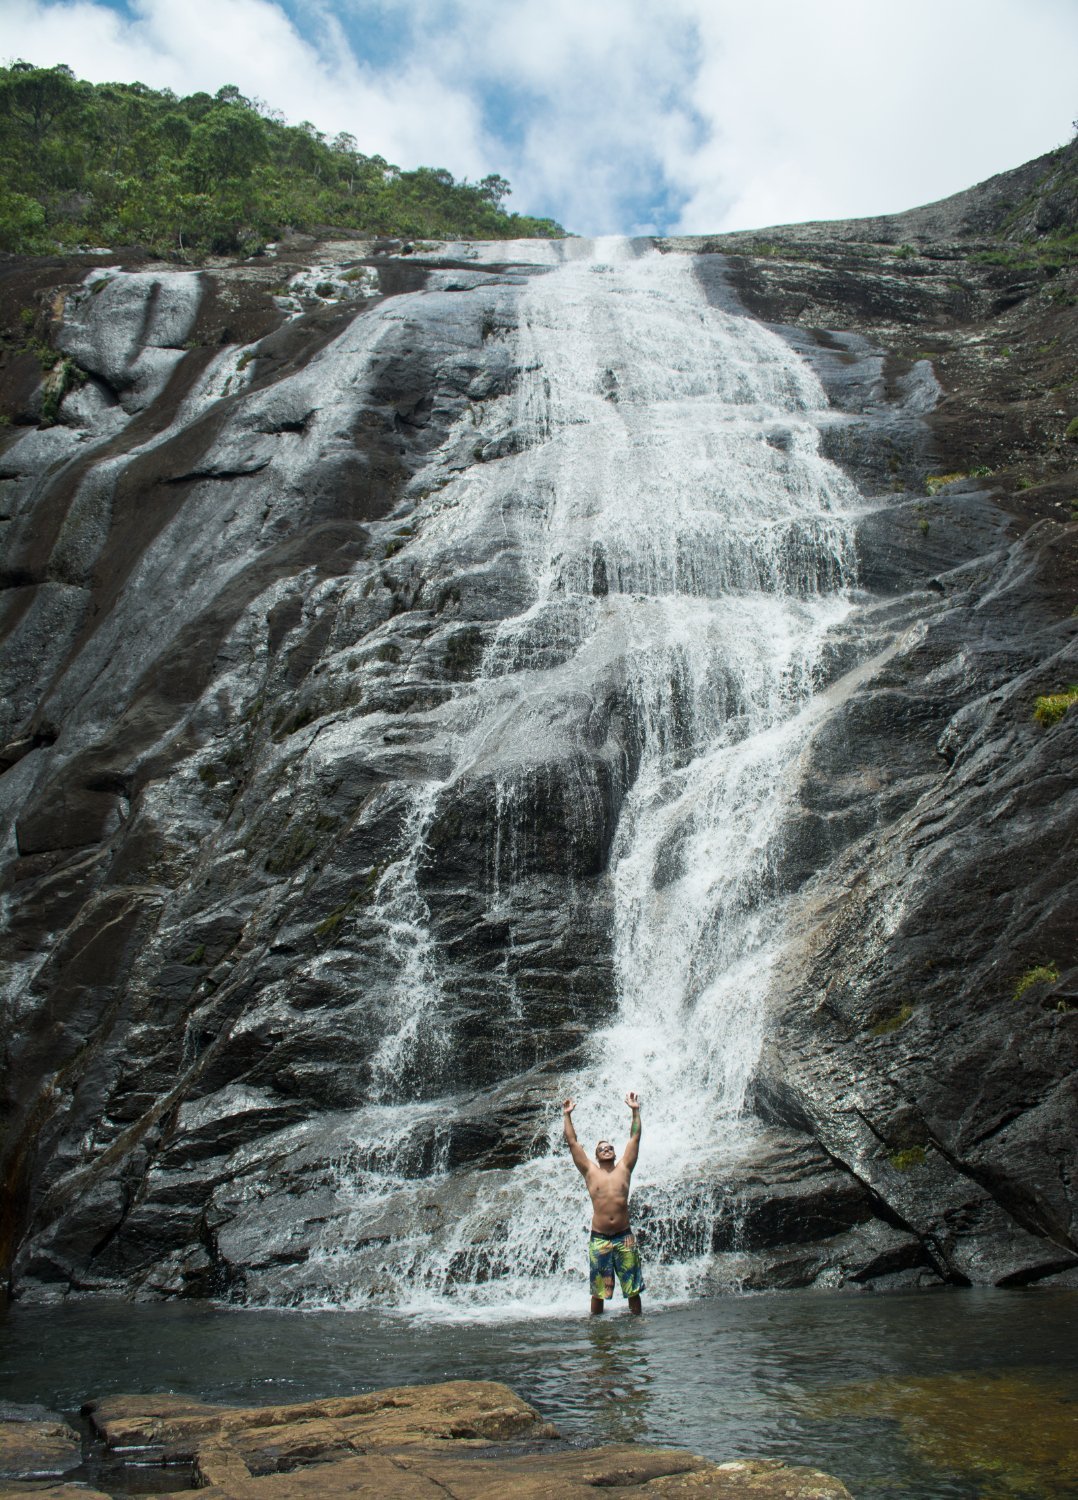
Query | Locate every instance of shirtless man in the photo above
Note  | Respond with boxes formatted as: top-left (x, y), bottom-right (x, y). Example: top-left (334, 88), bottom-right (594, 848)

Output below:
top-left (563, 1092), bottom-right (644, 1315)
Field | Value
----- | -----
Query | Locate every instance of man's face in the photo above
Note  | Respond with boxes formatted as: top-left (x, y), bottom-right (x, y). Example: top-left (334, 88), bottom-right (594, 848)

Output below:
top-left (596, 1140), bottom-right (615, 1162)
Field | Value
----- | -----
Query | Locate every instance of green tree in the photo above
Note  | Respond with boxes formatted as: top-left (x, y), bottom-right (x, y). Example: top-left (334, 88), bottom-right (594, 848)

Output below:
top-left (0, 62), bottom-right (567, 255)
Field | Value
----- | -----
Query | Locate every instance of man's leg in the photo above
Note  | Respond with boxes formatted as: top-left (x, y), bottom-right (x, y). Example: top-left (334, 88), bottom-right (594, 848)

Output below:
top-left (615, 1234), bottom-right (644, 1315)
top-left (589, 1236), bottom-right (614, 1316)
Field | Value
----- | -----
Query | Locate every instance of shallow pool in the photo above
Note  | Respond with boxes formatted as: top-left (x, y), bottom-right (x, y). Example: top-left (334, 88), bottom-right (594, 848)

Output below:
top-left (2, 1289), bottom-right (1076, 1498)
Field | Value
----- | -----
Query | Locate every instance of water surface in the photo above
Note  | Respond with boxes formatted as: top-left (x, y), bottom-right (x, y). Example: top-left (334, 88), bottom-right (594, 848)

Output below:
top-left (3, 1288), bottom-right (1076, 1498)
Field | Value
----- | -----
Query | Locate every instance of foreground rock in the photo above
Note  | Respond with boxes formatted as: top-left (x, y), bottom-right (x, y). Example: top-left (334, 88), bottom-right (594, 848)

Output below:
top-left (56, 1380), bottom-right (851, 1498)
top-left (0, 1381), bottom-right (857, 1498)
top-left (0, 1406), bottom-right (80, 1483)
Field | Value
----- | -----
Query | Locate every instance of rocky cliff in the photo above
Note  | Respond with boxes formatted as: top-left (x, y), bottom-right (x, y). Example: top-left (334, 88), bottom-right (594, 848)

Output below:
top-left (1, 141), bottom-right (1075, 1305)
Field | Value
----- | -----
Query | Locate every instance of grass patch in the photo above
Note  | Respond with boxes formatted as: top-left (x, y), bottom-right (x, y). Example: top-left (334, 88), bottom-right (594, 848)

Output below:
top-left (1013, 963), bottom-right (1060, 1001)
top-left (183, 944), bottom-right (206, 966)
top-left (1033, 685), bottom-right (1078, 727)
top-left (971, 230), bottom-right (1078, 272)
top-left (313, 905), bottom-right (350, 940)
top-left (264, 825), bottom-right (320, 875)
top-left (38, 355), bottom-right (86, 425)
top-left (889, 1145), bottom-right (927, 1172)
top-left (313, 865), bottom-right (385, 941)
top-left (746, 239), bottom-right (807, 261)
top-left (1065, 416), bottom-right (1078, 443)
top-left (871, 1003), bottom-right (914, 1036)
top-left (925, 472), bottom-right (966, 494)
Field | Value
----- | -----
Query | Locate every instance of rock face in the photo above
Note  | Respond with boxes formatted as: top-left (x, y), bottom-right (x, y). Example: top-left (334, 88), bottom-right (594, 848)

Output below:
top-left (0, 144), bottom-right (1076, 1306)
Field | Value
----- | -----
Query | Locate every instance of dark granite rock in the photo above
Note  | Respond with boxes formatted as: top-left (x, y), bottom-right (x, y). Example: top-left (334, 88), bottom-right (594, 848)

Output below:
top-left (0, 147), bottom-right (1075, 1301)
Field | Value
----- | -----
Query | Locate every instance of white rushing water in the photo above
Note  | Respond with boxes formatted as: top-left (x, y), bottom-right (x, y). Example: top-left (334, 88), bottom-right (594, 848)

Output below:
top-left (319, 239), bottom-right (863, 1317)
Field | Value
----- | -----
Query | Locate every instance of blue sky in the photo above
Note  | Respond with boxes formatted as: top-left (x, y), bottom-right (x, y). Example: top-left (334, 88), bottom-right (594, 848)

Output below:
top-left (6, 0), bottom-right (1078, 235)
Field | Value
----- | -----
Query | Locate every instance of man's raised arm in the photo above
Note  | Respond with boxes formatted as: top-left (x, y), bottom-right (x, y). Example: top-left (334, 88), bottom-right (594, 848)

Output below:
top-left (623, 1090), bottom-right (641, 1171)
top-left (562, 1098), bottom-right (590, 1176)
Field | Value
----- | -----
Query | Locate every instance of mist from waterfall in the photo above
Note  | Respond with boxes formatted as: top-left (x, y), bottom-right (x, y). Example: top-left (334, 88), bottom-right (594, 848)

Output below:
top-left (317, 239), bottom-right (863, 1316)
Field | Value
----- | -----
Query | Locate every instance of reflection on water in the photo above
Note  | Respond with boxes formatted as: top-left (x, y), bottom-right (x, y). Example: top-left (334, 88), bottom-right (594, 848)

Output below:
top-left (2, 1289), bottom-right (1076, 1500)
top-left (582, 1318), bottom-right (653, 1444)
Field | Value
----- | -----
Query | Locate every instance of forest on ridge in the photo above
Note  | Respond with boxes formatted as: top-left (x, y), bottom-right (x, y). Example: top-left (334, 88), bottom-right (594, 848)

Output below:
top-left (0, 62), bottom-right (566, 257)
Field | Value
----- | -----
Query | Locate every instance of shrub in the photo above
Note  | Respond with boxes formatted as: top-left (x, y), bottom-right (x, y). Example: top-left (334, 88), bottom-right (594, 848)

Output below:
top-left (1033, 685), bottom-right (1078, 727)
top-left (1013, 963), bottom-right (1060, 1001)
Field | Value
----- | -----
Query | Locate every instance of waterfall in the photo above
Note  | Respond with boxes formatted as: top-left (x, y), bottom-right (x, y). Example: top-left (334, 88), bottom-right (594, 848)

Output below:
top-left (312, 240), bottom-right (863, 1316)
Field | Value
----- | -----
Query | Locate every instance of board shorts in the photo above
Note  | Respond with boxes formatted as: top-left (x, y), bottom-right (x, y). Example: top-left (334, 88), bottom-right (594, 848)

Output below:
top-left (589, 1229), bottom-right (645, 1300)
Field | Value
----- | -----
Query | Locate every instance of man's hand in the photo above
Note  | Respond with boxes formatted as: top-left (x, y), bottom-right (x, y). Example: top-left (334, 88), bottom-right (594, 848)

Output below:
top-left (562, 1097), bottom-right (588, 1177)
top-left (624, 1091), bottom-right (641, 1167)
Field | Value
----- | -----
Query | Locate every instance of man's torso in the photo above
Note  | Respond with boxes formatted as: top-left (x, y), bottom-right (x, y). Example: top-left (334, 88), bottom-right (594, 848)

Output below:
top-left (586, 1164), bottom-right (632, 1233)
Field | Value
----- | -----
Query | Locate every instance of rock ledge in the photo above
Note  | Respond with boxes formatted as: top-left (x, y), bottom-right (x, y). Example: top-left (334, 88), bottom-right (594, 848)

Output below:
top-left (0, 1380), bottom-right (854, 1498)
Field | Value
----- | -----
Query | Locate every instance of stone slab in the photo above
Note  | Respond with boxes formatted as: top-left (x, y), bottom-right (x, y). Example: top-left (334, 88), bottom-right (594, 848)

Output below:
top-left (0, 1418), bottom-right (80, 1482)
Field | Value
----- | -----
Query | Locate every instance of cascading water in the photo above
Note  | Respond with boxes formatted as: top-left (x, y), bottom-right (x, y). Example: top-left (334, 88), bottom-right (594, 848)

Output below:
top-left (315, 239), bottom-right (864, 1316)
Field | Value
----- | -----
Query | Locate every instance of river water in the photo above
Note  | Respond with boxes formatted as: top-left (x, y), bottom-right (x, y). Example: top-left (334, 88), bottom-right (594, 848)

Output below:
top-left (2, 1291), bottom-right (1076, 1498)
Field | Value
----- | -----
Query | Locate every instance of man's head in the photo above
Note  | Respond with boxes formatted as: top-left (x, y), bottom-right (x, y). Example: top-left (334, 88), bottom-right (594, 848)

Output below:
top-left (595, 1139), bottom-right (616, 1164)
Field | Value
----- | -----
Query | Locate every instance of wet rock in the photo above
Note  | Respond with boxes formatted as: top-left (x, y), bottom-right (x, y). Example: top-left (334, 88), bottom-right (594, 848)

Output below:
top-left (57, 271), bottom-right (201, 412)
top-left (0, 1487), bottom-right (111, 1499)
top-left (0, 147), bottom-right (1075, 1301)
top-left (0, 1407), bottom-right (80, 1481)
top-left (76, 1382), bottom-right (853, 1498)
top-left (804, 1368), bottom-right (1078, 1497)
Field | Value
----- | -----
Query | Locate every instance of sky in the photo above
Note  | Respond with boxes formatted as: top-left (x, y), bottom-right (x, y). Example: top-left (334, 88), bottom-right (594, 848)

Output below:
top-left (4, 0), bottom-right (1078, 236)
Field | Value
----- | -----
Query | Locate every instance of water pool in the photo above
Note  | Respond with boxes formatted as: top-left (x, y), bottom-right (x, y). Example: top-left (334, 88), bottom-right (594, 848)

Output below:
top-left (3, 1288), bottom-right (1076, 1498)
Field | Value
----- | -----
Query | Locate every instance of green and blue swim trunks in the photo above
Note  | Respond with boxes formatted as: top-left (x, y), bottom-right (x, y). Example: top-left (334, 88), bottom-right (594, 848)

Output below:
top-left (589, 1227), bottom-right (645, 1300)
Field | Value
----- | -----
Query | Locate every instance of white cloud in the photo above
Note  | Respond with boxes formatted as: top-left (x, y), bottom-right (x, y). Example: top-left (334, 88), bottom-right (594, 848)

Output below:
top-left (3, 0), bottom-right (496, 181)
top-left (5, 0), bottom-right (1078, 234)
top-left (671, 0), bottom-right (1078, 232)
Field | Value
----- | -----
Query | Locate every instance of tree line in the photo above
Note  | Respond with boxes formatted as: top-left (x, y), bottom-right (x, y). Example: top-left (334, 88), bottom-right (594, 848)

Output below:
top-left (0, 63), bottom-right (566, 257)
